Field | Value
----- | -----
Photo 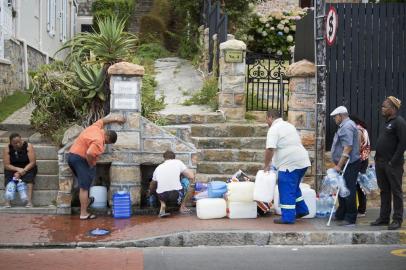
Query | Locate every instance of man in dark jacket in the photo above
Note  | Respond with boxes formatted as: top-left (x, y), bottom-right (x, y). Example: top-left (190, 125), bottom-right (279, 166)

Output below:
top-left (371, 96), bottom-right (406, 230)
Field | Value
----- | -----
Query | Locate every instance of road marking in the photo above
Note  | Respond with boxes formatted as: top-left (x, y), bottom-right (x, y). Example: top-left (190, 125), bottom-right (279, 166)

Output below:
top-left (391, 248), bottom-right (406, 257)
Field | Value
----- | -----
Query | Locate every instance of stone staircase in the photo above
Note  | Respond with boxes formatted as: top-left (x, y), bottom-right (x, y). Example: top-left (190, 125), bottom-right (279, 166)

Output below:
top-left (191, 122), bottom-right (269, 183)
top-left (128, 0), bottom-right (154, 33)
top-left (0, 128), bottom-right (59, 214)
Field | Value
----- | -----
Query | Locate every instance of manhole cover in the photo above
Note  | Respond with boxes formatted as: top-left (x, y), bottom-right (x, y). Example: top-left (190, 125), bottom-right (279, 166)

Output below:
top-left (89, 228), bottom-right (111, 236)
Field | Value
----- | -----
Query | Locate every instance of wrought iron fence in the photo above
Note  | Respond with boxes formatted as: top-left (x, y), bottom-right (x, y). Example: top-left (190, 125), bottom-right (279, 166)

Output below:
top-left (246, 52), bottom-right (290, 116)
top-left (203, 0), bottom-right (228, 74)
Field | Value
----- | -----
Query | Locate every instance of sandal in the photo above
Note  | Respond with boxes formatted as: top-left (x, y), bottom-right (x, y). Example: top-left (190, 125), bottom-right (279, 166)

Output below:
top-left (158, 211), bottom-right (170, 218)
top-left (80, 214), bottom-right (97, 220)
top-left (179, 208), bottom-right (193, 215)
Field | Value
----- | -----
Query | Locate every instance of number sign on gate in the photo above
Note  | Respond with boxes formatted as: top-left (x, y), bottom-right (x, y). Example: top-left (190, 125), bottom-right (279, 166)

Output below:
top-left (325, 6), bottom-right (338, 46)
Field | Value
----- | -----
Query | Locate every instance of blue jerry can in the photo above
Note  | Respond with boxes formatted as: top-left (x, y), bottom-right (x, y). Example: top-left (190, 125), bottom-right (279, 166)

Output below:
top-left (112, 191), bottom-right (132, 219)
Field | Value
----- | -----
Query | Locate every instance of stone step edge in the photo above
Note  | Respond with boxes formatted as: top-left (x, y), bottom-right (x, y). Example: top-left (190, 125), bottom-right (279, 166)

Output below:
top-left (192, 136), bottom-right (266, 140)
top-left (0, 230), bottom-right (403, 249)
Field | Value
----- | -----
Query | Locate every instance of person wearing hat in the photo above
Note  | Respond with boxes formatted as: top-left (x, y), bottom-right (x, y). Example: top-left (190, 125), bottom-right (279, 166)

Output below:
top-left (330, 106), bottom-right (361, 226)
top-left (371, 96), bottom-right (406, 230)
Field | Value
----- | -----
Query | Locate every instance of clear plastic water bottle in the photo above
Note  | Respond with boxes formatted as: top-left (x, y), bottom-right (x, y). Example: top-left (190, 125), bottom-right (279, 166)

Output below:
top-left (317, 195), bottom-right (327, 217)
top-left (16, 180), bottom-right (28, 202)
top-left (337, 175), bottom-right (350, 197)
top-left (327, 195), bottom-right (335, 215)
top-left (4, 181), bottom-right (17, 201)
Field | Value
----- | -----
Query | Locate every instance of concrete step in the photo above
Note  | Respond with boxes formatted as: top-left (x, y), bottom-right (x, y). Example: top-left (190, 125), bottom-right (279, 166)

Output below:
top-left (0, 123), bottom-right (33, 133)
top-left (192, 137), bottom-right (266, 149)
top-left (199, 149), bottom-right (264, 162)
top-left (162, 125), bottom-right (192, 143)
top-left (155, 112), bottom-right (226, 125)
top-left (197, 161), bottom-right (263, 175)
top-left (0, 144), bottom-right (58, 160)
top-left (191, 123), bottom-right (268, 137)
top-left (0, 190), bottom-right (58, 206)
top-left (0, 159), bottom-right (58, 175)
top-left (195, 173), bottom-right (255, 183)
top-left (0, 205), bottom-right (57, 214)
top-left (0, 174), bottom-right (59, 190)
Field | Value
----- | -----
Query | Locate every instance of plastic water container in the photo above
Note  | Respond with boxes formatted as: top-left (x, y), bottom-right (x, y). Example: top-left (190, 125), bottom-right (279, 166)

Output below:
top-left (113, 191), bottom-right (132, 218)
top-left (196, 198), bottom-right (227, 219)
top-left (227, 181), bottom-right (255, 202)
top-left (208, 181), bottom-right (227, 198)
top-left (273, 185), bottom-right (316, 218)
top-left (4, 181), bottom-right (17, 201)
top-left (195, 182), bottom-right (208, 192)
top-left (227, 201), bottom-right (257, 219)
top-left (301, 187), bottom-right (316, 218)
top-left (253, 170), bottom-right (276, 203)
top-left (89, 186), bottom-right (108, 209)
top-left (299, 183), bottom-right (311, 190)
top-left (17, 181), bottom-right (28, 202)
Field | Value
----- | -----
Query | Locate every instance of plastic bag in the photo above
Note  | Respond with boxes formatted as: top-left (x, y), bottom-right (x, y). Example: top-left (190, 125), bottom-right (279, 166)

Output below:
top-left (253, 170), bottom-right (277, 203)
top-left (17, 181), bottom-right (28, 202)
top-left (4, 181), bottom-right (17, 201)
top-left (228, 169), bottom-right (251, 182)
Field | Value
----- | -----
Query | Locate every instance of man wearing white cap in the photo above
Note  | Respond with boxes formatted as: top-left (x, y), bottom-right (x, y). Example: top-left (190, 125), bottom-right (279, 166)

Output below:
top-left (330, 106), bottom-right (361, 226)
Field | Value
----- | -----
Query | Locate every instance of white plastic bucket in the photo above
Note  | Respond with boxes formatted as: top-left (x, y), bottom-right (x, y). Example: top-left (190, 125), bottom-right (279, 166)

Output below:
top-left (196, 198), bottom-right (227, 219)
top-left (89, 186), bottom-right (108, 208)
top-left (253, 170), bottom-right (277, 203)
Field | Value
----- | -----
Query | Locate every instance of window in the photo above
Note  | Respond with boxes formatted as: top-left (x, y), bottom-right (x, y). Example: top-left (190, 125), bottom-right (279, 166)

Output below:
top-left (70, 1), bottom-right (77, 38)
top-left (47, 0), bottom-right (56, 37)
top-left (59, 0), bottom-right (67, 42)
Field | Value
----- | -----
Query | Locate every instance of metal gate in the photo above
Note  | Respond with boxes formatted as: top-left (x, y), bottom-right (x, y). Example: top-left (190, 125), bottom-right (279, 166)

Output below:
top-left (326, 3), bottom-right (406, 150)
top-left (246, 52), bottom-right (290, 115)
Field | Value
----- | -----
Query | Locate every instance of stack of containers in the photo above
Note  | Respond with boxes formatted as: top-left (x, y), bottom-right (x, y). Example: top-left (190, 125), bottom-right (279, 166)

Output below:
top-left (226, 181), bottom-right (257, 219)
top-left (112, 191), bottom-right (132, 218)
top-left (196, 181), bottom-right (227, 219)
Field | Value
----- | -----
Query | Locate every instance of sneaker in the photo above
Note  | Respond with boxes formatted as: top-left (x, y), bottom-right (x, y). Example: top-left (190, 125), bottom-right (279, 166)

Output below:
top-left (370, 219), bottom-right (389, 226)
top-left (357, 212), bottom-right (366, 217)
top-left (388, 220), bottom-right (402, 230)
top-left (339, 220), bottom-right (356, 227)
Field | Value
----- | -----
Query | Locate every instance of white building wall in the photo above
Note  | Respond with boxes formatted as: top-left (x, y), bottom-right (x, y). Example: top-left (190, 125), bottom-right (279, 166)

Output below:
top-left (14, 0), bottom-right (77, 60)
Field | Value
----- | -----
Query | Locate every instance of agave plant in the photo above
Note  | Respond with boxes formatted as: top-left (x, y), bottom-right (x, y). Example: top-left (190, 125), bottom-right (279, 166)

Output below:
top-left (73, 62), bottom-right (106, 101)
top-left (57, 16), bottom-right (138, 65)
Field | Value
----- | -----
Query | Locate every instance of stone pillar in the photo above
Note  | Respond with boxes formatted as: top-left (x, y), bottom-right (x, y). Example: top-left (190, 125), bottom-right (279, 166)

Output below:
top-left (218, 39), bottom-right (246, 121)
top-left (286, 60), bottom-right (317, 186)
top-left (107, 61), bottom-right (145, 207)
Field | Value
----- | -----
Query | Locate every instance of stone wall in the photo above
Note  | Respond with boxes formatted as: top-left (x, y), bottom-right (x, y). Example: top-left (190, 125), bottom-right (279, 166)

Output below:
top-left (77, 0), bottom-right (94, 16)
top-left (286, 60), bottom-right (317, 186)
top-left (0, 39), bottom-right (48, 102)
top-left (0, 39), bottom-right (24, 101)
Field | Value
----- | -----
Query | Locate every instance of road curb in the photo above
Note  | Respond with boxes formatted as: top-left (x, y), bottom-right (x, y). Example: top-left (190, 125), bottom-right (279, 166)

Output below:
top-left (1, 230), bottom-right (405, 249)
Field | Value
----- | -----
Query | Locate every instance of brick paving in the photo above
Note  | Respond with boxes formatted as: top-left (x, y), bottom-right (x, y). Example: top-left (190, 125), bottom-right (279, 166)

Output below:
top-left (0, 248), bottom-right (144, 270)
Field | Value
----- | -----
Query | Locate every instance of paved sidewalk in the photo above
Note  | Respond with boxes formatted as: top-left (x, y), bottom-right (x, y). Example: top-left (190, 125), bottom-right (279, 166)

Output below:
top-left (1, 208), bottom-right (405, 248)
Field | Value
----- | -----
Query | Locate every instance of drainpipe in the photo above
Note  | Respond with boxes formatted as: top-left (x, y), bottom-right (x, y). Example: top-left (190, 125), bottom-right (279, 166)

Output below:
top-left (22, 40), bottom-right (29, 90)
top-left (38, 0), bottom-right (42, 51)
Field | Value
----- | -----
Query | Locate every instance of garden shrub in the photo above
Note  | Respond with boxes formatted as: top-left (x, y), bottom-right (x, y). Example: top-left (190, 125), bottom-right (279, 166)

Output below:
top-left (136, 43), bottom-right (171, 61)
top-left (149, 0), bottom-right (172, 26)
top-left (236, 9), bottom-right (307, 58)
top-left (183, 76), bottom-right (218, 110)
top-left (92, 0), bottom-right (135, 30)
top-left (141, 74), bottom-right (165, 119)
top-left (139, 14), bottom-right (167, 44)
top-left (29, 62), bottom-right (85, 145)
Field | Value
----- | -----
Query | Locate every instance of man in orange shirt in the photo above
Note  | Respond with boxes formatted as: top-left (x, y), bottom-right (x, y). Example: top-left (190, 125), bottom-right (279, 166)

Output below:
top-left (68, 115), bottom-right (125, 220)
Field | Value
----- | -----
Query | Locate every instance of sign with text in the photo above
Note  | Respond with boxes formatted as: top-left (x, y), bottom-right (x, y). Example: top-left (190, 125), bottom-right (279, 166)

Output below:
top-left (113, 81), bottom-right (139, 95)
top-left (225, 50), bottom-right (243, 63)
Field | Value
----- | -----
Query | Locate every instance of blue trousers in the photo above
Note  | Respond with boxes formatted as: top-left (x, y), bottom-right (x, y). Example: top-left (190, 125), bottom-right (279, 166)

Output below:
top-left (278, 167), bottom-right (309, 223)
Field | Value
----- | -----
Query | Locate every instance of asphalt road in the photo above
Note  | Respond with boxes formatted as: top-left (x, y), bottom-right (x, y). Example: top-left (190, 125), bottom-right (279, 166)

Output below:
top-left (144, 245), bottom-right (406, 270)
top-left (0, 245), bottom-right (405, 270)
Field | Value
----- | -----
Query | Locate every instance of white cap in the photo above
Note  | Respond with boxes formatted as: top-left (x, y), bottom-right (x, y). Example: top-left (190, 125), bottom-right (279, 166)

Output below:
top-left (330, 106), bottom-right (348, 116)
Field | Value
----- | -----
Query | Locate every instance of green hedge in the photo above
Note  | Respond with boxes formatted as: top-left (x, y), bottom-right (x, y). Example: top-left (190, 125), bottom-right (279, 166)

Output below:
top-left (92, 0), bottom-right (135, 30)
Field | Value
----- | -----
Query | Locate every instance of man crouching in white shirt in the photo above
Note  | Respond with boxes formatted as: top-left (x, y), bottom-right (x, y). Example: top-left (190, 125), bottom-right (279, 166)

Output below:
top-left (264, 109), bottom-right (311, 224)
top-left (150, 150), bottom-right (195, 217)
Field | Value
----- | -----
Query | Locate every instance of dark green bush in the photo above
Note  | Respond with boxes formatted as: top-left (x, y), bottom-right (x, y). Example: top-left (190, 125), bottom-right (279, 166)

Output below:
top-left (141, 74), bottom-right (165, 118)
top-left (92, 0), bottom-right (135, 30)
top-left (137, 43), bottom-right (171, 61)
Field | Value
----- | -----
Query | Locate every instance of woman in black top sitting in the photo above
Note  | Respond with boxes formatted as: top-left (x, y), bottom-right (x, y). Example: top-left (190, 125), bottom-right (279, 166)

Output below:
top-left (3, 133), bottom-right (37, 207)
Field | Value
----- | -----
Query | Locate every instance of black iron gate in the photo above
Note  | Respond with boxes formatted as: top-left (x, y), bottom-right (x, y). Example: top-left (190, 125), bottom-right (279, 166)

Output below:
top-left (246, 52), bottom-right (290, 115)
top-left (326, 3), bottom-right (406, 150)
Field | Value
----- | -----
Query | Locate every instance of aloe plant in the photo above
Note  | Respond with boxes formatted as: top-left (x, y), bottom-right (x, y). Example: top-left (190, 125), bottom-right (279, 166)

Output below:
top-left (57, 16), bottom-right (137, 65)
